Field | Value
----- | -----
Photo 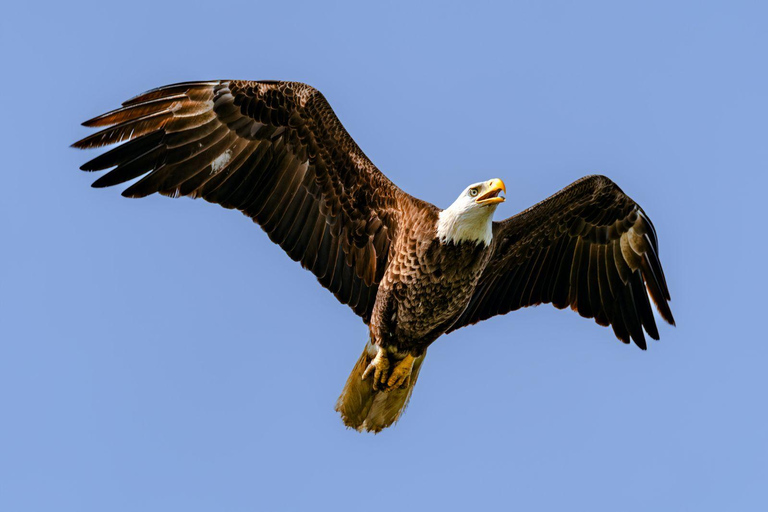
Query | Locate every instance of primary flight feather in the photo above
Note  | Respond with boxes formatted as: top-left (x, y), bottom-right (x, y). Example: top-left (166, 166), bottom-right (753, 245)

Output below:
top-left (74, 80), bottom-right (674, 432)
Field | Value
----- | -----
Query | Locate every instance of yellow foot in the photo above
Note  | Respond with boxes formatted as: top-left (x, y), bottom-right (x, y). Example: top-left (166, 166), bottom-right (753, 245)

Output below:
top-left (387, 353), bottom-right (415, 389)
top-left (361, 347), bottom-right (417, 391)
top-left (361, 346), bottom-right (390, 390)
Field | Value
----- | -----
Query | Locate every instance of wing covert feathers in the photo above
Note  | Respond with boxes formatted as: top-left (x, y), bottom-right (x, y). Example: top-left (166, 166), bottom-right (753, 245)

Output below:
top-left (449, 175), bottom-right (674, 349)
top-left (74, 80), bottom-right (412, 322)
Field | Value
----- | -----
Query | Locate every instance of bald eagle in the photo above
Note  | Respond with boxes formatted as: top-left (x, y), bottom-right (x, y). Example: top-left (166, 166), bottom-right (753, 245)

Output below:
top-left (74, 80), bottom-right (674, 432)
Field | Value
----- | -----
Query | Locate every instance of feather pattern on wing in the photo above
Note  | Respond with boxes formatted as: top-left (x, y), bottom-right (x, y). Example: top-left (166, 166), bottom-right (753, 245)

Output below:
top-left (447, 175), bottom-right (674, 349)
top-left (74, 80), bottom-right (422, 322)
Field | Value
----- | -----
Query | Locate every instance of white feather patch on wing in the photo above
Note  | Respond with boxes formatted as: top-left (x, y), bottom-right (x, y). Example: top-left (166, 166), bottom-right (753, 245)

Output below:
top-left (211, 150), bottom-right (232, 174)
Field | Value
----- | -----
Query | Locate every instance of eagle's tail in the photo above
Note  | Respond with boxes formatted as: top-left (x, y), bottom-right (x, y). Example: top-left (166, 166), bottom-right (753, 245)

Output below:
top-left (335, 339), bottom-right (426, 433)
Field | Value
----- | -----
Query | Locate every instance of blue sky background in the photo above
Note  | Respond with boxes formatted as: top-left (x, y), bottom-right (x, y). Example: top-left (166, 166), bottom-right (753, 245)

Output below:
top-left (2, 1), bottom-right (766, 510)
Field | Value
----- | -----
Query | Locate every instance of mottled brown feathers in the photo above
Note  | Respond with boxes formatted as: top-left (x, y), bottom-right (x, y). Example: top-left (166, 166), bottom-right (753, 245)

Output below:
top-left (447, 175), bottom-right (675, 349)
top-left (74, 80), bottom-right (417, 321)
top-left (74, 81), bottom-right (674, 352)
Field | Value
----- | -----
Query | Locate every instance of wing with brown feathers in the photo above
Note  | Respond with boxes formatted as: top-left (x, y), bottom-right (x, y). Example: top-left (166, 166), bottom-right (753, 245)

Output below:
top-left (73, 80), bottom-right (416, 322)
top-left (447, 175), bottom-right (674, 349)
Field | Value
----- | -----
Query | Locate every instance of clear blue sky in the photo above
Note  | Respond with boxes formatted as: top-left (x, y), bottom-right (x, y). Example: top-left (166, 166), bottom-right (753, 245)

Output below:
top-left (2, 1), bottom-right (766, 510)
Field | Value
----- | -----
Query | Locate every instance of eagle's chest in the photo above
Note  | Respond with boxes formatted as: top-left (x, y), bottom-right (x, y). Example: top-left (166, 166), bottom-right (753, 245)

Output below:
top-left (412, 238), bottom-right (489, 296)
top-left (376, 238), bottom-right (491, 347)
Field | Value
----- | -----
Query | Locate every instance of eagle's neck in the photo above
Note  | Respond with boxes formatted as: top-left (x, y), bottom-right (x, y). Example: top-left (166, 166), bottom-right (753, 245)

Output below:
top-left (436, 205), bottom-right (494, 246)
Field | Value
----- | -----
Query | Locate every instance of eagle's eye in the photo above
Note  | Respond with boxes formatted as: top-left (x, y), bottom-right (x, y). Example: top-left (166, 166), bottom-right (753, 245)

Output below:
top-left (469, 188), bottom-right (479, 197)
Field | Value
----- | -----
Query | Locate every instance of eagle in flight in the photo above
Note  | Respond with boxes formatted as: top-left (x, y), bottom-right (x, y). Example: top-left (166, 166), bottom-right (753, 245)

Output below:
top-left (74, 80), bottom-right (675, 432)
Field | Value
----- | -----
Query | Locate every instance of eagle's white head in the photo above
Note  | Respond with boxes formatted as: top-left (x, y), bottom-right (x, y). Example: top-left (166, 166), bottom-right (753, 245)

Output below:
top-left (436, 178), bottom-right (506, 246)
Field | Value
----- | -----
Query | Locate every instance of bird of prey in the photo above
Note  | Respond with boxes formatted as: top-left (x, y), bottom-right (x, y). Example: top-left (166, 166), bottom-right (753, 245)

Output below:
top-left (74, 80), bottom-right (675, 432)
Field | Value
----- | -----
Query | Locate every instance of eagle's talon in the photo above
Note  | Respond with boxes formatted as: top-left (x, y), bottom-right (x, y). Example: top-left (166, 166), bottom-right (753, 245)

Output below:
top-left (387, 353), bottom-right (415, 389)
top-left (362, 346), bottom-right (390, 390)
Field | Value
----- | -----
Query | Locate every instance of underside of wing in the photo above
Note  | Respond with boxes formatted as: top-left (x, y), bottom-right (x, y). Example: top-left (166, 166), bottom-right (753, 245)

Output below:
top-left (449, 175), bottom-right (674, 349)
top-left (74, 80), bottom-right (415, 322)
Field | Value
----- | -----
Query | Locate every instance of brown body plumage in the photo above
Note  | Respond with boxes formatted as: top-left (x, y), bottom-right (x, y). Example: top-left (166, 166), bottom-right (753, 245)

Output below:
top-left (74, 80), bottom-right (675, 432)
top-left (371, 204), bottom-right (492, 355)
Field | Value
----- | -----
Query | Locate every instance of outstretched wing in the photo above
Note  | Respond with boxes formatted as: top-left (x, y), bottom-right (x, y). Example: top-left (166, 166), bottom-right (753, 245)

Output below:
top-left (448, 175), bottom-right (674, 349)
top-left (74, 80), bottom-right (418, 322)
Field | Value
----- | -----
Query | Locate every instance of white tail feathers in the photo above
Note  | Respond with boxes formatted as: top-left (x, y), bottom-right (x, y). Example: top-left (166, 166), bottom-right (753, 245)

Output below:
top-left (335, 340), bottom-right (426, 433)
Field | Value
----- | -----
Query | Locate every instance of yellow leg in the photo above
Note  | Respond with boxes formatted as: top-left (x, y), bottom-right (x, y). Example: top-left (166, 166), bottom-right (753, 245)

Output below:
top-left (387, 353), bottom-right (415, 390)
top-left (361, 345), bottom-right (390, 390)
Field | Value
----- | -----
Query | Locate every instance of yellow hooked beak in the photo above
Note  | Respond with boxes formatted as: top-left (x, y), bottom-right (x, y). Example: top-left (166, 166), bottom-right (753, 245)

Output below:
top-left (476, 178), bottom-right (506, 205)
